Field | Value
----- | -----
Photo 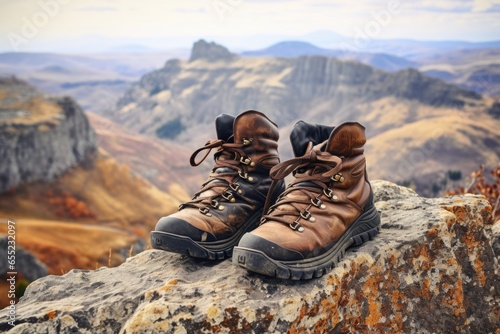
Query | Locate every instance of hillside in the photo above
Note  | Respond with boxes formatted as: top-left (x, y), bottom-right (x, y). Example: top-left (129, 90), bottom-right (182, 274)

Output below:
top-left (111, 40), bottom-right (499, 195)
top-left (87, 112), bottom-right (204, 196)
top-left (418, 49), bottom-right (500, 98)
top-left (0, 80), bottom-right (181, 278)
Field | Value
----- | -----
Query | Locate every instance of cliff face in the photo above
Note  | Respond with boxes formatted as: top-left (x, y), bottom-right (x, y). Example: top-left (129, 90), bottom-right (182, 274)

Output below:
top-left (1, 181), bottom-right (498, 333)
top-left (0, 77), bottom-right (96, 192)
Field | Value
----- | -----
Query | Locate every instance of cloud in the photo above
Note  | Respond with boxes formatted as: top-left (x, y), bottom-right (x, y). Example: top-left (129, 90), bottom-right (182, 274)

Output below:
top-left (175, 7), bottom-right (207, 14)
top-left (76, 6), bottom-right (118, 12)
top-left (472, 0), bottom-right (500, 11)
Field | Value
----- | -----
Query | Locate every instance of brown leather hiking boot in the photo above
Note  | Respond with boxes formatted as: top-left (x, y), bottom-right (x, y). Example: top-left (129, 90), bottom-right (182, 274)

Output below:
top-left (233, 121), bottom-right (380, 279)
top-left (151, 110), bottom-right (284, 260)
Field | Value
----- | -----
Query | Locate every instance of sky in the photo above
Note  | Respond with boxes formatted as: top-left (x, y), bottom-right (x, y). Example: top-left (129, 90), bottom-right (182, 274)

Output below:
top-left (1, 0), bottom-right (500, 53)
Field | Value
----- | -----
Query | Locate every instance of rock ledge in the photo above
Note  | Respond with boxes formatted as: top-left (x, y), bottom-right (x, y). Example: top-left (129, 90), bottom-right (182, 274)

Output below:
top-left (0, 181), bottom-right (498, 333)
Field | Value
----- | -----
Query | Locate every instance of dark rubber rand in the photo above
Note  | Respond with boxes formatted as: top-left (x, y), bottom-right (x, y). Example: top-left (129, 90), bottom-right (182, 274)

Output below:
top-left (150, 209), bottom-right (263, 260)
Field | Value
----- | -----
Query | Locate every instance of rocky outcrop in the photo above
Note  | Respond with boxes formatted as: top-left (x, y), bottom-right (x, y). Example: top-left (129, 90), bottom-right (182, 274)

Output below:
top-left (189, 39), bottom-right (236, 62)
top-left (1, 181), bottom-right (498, 333)
top-left (0, 78), bottom-right (96, 193)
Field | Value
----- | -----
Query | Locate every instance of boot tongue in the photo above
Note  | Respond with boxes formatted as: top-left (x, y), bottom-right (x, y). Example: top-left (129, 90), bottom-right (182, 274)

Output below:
top-left (325, 122), bottom-right (366, 157)
top-left (215, 114), bottom-right (235, 142)
top-left (290, 121), bottom-right (335, 157)
top-left (292, 141), bottom-right (326, 189)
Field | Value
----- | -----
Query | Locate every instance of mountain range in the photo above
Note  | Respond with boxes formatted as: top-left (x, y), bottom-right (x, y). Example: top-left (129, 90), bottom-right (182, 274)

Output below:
top-left (1, 37), bottom-right (498, 121)
top-left (4, 29), bottom-right (499, 55)
top-left (242, 41), bottom-right (418, 71)
top-left (111, 40), bottom-right (500, 195)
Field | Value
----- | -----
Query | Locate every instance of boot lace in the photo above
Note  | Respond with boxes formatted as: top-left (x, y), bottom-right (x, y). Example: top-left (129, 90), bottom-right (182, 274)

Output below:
top-left (179, 138), bottom-right (254, 216)
top-left (261, 147), bottom-right (343, 232)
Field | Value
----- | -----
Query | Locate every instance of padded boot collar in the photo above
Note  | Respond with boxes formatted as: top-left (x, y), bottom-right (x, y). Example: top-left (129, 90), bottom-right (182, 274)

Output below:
top-left (215, 113), bottom-right (235, 141)
top-left (326, 122), bottom-right (366, 157)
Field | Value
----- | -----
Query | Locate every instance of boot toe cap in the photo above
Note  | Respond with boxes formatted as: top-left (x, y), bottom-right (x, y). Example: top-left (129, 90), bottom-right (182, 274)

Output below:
top-left (238, 232), bottom-right (304, 261)
top-left (154, 216), bottom-right (215, 242)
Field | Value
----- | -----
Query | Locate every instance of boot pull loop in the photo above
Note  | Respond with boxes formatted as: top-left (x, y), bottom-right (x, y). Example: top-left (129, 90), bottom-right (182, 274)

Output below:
top-left (190, 140), bottom-right (224, 166)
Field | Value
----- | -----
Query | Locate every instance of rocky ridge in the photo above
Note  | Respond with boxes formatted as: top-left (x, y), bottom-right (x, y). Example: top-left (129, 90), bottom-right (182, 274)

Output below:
top-left (0, 77), bottom-right (96, 193)
top-left (114, 41), bottom-right (481, 141)
top-left (1, 181), bottom-right (498, 333)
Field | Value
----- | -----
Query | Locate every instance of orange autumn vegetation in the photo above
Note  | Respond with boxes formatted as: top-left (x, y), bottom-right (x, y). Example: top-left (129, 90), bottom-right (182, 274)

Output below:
top-left (446, 164), bottom-right (500, 220)
top-left (0, 219), bottom-right (139, 275)
top-left (0, 151), bottom-right (181, 278)
top-left (47, 191), bottom-right (95, 219)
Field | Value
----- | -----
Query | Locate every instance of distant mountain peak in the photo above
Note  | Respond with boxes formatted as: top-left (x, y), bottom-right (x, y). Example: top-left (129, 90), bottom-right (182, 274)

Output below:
top-left (0, 75), bottom-right (30, 87)
top-left (189, 39), bottom-right (236, 62)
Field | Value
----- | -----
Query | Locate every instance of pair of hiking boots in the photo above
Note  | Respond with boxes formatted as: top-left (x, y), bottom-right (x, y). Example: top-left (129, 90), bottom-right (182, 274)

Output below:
top-left (150, 110), bottom-right (380, 280)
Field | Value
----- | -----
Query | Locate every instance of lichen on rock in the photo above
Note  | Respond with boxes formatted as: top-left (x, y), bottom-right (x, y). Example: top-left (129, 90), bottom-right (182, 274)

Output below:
top-left (0, 181), bottom-right (498, 333)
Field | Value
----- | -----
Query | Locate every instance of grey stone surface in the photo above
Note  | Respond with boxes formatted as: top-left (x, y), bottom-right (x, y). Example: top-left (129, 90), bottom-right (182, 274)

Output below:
top-left (0, 181), bottom-right (498, 333)
top-left (189, 39), bottom-right (236, 62)
top-left (0, 79), bottom-right (96, 193)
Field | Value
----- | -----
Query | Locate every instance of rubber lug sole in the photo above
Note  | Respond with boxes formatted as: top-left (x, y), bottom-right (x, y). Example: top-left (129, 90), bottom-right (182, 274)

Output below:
top-left (232, 205), bottom-right (380, 280)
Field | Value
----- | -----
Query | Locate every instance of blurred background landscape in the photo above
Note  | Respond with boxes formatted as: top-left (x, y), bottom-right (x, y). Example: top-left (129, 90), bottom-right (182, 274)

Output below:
top-left (0, 0), bottom-right (499, 307)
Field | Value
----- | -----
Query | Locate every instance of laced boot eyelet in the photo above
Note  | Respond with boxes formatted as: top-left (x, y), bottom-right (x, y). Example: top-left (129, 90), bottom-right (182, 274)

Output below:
top-left (260, 217), bottom-right (266, 224)
top-left (242, 138), bottom-right (253, 146)
top-left (331, 173), bottom-right (345, 183)
top-left (222, 191), bottom-right (235, 202)
top-left (230, 183), bottom-right (244, 194)
top-left (240, 156), bottom-right (250, 165)
top-left (239, 171), bottom-right (254, 182)
top-left (323, 188), bottom-right (333, 198)
top-left (300, 210), bottom-right (311, 220)
top-left (290, 220), bottom-right (304, 232)
top-left (199, 207), bottom-right (212, 216)
top-left (210, 199), bottom-right (219, 208)
top-left (311, 198), bottom-right (323, 208)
